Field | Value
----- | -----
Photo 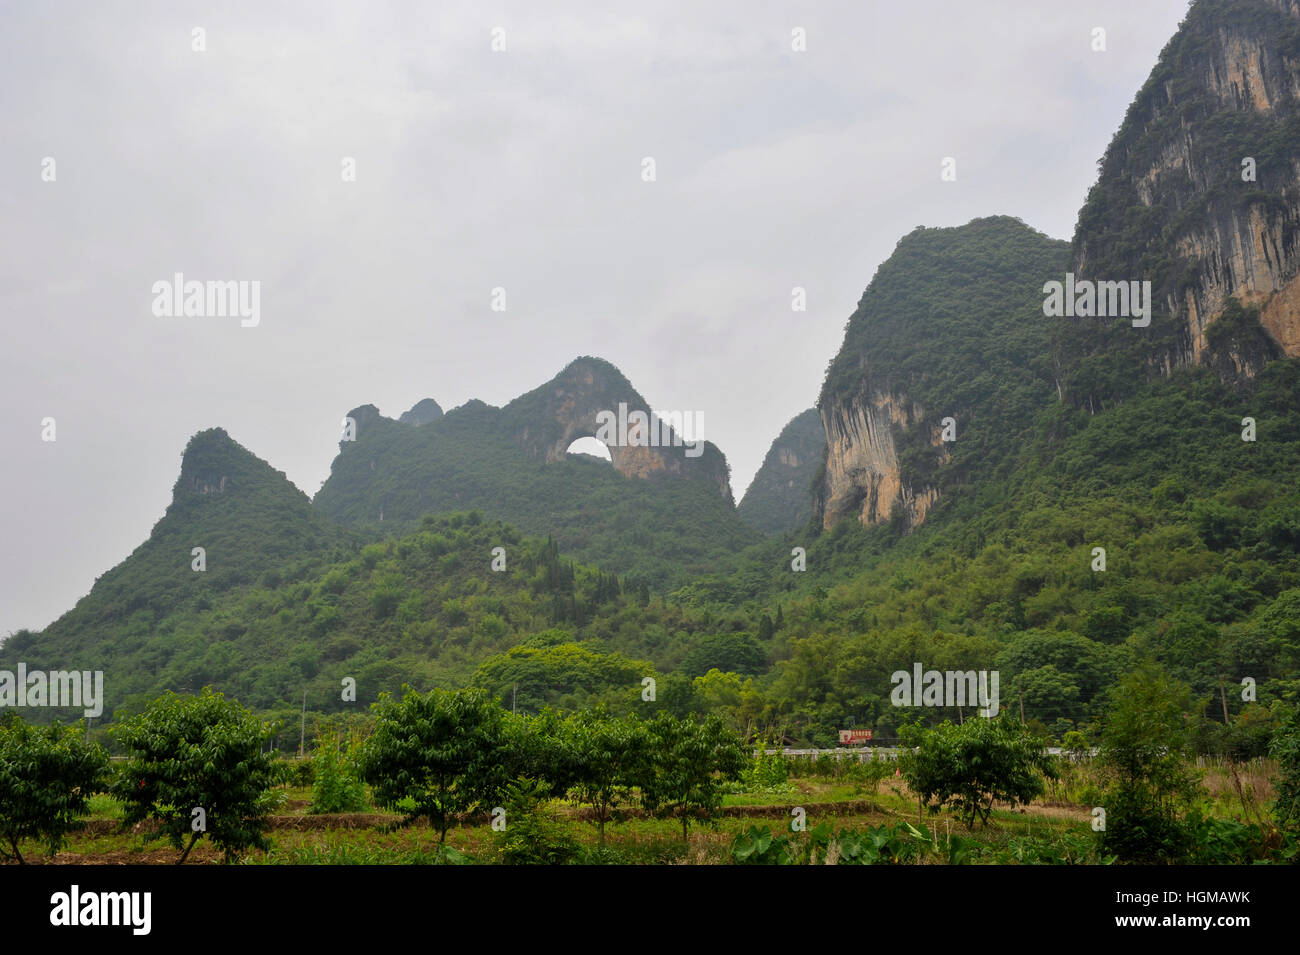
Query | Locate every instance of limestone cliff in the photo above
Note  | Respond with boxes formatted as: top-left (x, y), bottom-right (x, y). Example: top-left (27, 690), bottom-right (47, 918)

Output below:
top-left (816, 391), bottom-right (942, 531)
top-left (1069, 0), bottom-right (1300, 394)
top-left (813, 218), bottom-right (1070, 533)
top-left (504, 356), bottom-right (734, 505)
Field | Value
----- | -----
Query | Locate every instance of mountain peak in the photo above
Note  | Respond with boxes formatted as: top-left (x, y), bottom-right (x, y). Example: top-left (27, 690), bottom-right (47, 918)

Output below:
top-left (398, 398), bottom-right (444, 426)
top-left (739, 408), bottom-right (826, 536)
top-left (815, 216), bottom-right (1069, 531)
top-left (177, 427), bottom-right (260, 497)
top-left (504, 357), bottom-right (733, 502)
top-left (1069, 0), bottom-right (1300, 396)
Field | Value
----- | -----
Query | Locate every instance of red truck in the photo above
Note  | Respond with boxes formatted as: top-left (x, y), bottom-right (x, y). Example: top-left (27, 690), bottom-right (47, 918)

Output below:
top-left (837, 729), bottom-right (873, 745)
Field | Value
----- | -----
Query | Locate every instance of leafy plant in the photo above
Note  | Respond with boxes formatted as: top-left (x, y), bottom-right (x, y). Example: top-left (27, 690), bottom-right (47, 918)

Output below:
top-left (112, 688), bottom-right (283, 864)
top-left (493, 777), bottom-right (579, 865)
top-left (731, 824), bottom-right (791, 864)
top-left (356, 686), bottom-right (511, 844)
top-left (639, 713), bottom-right (747, 841)
top-left (308, 721), bottom-right (370, 814)
top-left (900, 716), bottom-right (1058, 828)
top-left (0, 715), bottom-right (110, 863)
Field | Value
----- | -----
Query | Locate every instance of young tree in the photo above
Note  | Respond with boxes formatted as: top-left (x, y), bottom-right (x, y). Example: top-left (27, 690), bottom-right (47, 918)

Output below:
top-left (562, 707), bottom-right (646, 846)
top-left (492, 777), bottom-right (579, 865)
top-left (900, 715), bottom-right (1057, 828)
top-left (308, 720), bottom-right (370, 814)
top-left (0, 715), bottom-right (110, 863)
top-left (639, 713), bottom-right (748, 841)
top-left (112, 688), bottom-right (283, 864)
top-left (1096, 662), bottom-right (1200, 863)
top-left (356, 686), bottom-right (511, 845)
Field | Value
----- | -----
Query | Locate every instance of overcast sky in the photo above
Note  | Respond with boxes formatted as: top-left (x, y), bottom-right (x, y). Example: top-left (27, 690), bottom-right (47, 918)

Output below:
top-left (1, 0), bottom-right (1191, 636)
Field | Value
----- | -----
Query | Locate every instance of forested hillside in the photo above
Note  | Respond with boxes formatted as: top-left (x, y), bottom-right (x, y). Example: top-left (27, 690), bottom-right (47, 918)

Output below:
top-left (738, 409), bottom-right (825, 535)
top-left (314, 360), bottom-right (758, 591)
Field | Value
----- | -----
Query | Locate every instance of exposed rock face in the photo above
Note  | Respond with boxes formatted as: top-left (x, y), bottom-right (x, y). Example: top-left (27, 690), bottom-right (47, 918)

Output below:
top-left (190, 474), bottom-right (227, 495)
top-left (504, 357), bottom-right (735, 504)
top-left (738, 408), bottom-right (827, 535)
top-left (321, 357), bottom-right (736, 516)
top-left (1071, 0), bottom-right (1300, 387)
top-left (314, 357), bottom-right (755, 587)
top-left (817, 393), bottom-right (943, 530)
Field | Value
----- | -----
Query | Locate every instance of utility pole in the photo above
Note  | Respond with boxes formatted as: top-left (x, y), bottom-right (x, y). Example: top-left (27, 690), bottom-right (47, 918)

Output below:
top-left (1018, 681), bottom-right (1026, 724)
top-left (299, 689), bottom-right (306, 758)
top-left (511, 683), bottom-right (517, 715)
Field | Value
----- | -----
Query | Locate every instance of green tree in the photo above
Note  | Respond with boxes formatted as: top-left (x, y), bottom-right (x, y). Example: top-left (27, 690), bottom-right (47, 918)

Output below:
top-left (502, 708), bottom-right (573, 794)
top-left (679, 633), bottom-right (766, 678)
top-left (639, 713), bottom-right (748, 841)
top-left (112, 688), bottom-right (282, 864)
top-left (691, 669), bottom-right (767, 736)
top-left (0, 715), bottom-right (110, 863)
top-left (900, 715), bottom-right (1057, 828)
top-left (562, 707), bottom-right (645, 846)
top-left (1096, 663), bottom-right (1200, 863)
top-left (493, 777), bottom-right (579, 865)
top-left (356, 686), bottom-right (511, 844)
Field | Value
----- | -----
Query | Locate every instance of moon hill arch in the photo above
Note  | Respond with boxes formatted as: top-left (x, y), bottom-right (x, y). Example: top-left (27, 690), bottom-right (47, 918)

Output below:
top-left (503, 357), bottom-right (731, 498)
top-left (314, 357), bottom-right (752, 585)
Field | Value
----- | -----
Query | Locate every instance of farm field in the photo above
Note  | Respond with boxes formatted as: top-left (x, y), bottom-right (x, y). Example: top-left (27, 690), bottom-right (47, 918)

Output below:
top-left (15, 755), bottom-right (1276, 866)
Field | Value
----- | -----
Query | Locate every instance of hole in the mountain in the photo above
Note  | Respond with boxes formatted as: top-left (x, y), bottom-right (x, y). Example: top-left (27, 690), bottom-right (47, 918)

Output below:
top-left (565, 436), bottom-right (613, 463)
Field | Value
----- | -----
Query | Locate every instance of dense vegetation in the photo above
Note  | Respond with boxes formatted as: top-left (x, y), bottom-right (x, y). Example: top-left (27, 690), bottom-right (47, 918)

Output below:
top-left (4, 677), bottom-right (1300, 865)
top-left (737, 408), bottom-right (825, 535)
top-left (314, 360), bottom-right (757, 592)
top-left (818, 217), bottom-right (1073, 507)
top-left (679, 358), bottom-right (1300, 745)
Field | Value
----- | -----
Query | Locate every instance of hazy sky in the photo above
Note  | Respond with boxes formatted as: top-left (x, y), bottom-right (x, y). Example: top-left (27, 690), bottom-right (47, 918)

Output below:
top-left (1, 0), bottom-right (1191, 635)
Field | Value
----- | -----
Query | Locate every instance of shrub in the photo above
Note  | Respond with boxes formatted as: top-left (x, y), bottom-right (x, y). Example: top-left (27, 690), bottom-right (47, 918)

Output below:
top-left (112, 688), bottom-right (284, 864)
top-left (1270, 705), bottom-right (1300, 837)
top-left (357, 686), bottom-right (511, 844)
top-left (1095, 664), bottom-right (1200, 863)
top-left (900, 716), bottom-right (1057, 828)
top-left (0, 715), bottom-right (110, 863)
top-left (309, 723), bottom-right (370, 813)
top-left (493, 777), bottom-right (578, 865)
